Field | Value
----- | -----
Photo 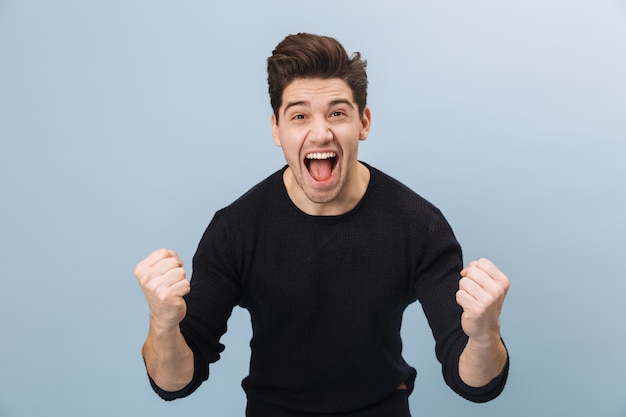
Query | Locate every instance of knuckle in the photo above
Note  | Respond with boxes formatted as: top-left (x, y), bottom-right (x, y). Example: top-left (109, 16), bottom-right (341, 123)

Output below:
top-left (145, 277), bottom-right (160, 294)
top-left (166, 267), bottom-right (184, 281)
top-left (133, 264), bottom-right (145, 279)
top-left (458, 276), bottom-right (467, 287)
top-left (154, 286), bottom-right (171, 303)
top-left (165, 257), bottom-right (181, 270)
top-left (493, 283), bottom-right (507, 299)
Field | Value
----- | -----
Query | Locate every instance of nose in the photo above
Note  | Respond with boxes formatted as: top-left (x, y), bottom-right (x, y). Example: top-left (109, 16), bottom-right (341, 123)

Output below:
top-left (308, 117), bottom-right (333, 144)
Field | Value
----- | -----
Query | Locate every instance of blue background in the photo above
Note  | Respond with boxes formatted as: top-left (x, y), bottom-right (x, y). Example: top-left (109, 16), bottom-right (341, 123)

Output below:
top-left (1, 1), bottom-right (625, 415)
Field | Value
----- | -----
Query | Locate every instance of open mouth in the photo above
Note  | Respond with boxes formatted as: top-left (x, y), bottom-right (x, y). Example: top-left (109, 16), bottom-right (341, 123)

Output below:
top-left (305, 152), bottom-right (337, 182)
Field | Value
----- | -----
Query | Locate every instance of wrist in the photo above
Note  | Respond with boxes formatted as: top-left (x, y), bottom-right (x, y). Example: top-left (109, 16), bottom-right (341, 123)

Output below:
top-left (466, 332), bottom-right (502, 350)
top-left (459, 335), bottom-right (508, 387)
top-left (149, 318), bottom-right (184, 345)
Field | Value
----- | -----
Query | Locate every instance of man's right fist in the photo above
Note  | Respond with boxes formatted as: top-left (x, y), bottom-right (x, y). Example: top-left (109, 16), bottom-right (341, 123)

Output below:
top-left (134, 248), bottom-right (191, 330)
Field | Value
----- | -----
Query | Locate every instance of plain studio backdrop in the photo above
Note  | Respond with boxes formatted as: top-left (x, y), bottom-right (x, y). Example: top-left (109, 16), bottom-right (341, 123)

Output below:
top-left (1, 1), bottom-right (625, 416)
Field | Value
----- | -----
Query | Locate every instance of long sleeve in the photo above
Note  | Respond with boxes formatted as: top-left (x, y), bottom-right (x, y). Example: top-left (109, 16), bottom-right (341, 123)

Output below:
top-left (413, 209), bottom-right (508, 402)
top-left (150, 212), bottom-right (243, 400)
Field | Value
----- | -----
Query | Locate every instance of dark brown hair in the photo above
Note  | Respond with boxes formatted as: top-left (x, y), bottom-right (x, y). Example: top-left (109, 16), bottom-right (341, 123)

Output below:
top-left (267, 33), bottom-right (368, 122)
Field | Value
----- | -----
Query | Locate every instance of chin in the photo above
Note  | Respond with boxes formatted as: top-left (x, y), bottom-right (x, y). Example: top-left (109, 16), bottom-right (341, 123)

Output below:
top-left (304, 190), bottom-right (338, 205)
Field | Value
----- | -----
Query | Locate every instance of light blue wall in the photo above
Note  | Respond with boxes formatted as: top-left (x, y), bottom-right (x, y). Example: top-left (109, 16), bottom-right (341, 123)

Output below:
top-left (1, 1), bottom-right (625, 415)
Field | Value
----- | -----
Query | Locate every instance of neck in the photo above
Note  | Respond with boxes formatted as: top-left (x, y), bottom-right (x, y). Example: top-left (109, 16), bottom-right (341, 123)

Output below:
top-left (284, 162), bottom-right (370, 216)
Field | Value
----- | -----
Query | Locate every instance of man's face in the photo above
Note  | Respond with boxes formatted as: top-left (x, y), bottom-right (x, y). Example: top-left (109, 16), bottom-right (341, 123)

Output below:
top-left (272, 77), bottom-right (371, 215)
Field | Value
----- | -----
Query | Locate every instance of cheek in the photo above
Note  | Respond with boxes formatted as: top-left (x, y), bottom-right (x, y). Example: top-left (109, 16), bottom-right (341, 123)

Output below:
top-left (280, 142), bottom-right (302, 165)
top-left (280, 132), bottom-right (305, 153)
top-left (338, 132), bottom-right (362, 154)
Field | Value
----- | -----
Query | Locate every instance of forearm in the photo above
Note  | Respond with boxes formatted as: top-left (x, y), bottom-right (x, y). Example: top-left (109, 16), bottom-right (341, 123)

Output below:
top-left (142, 323), bottom-right (194, 392)
top-left (458, 335), bottom-right (508, 387)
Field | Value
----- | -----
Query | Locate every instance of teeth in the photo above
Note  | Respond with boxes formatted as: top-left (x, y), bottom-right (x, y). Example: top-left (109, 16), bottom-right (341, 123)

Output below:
top-left (305, 152), bottom-right (337, 160)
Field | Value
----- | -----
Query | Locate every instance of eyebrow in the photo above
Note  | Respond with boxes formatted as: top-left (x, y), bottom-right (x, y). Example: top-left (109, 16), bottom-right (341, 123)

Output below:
top-left (282, 99), bottom-right (355, 116)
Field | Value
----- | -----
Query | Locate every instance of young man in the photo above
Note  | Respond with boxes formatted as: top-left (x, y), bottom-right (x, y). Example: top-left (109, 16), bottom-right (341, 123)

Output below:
top-left (134, 33), bottom-right (510, 416)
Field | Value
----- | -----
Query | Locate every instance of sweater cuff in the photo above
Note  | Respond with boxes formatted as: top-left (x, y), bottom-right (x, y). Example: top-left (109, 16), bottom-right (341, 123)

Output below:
top-left (452, 354), bottom-right (509, 403)
top-left (148, 374), bottom-right (197, 401)
top-left (146, 334), bottom-right (210, 401)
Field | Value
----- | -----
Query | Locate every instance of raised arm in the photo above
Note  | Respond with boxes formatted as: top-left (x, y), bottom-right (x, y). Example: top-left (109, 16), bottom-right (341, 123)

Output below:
top-left (456, 258), bottom-right (510, 387)
top-left (135, 248), bottom-right (194, 392)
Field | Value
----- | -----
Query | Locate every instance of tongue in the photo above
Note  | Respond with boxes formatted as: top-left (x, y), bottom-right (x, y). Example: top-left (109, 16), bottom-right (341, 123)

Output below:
top-left (308, 159), bottom-right (333, 181)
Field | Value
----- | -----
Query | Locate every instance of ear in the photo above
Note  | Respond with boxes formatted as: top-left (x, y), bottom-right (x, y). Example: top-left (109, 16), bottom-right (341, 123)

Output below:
top-left (271, 114), bottom-right (281, 147)
top-left (359, 107), bottom-right (372, 141)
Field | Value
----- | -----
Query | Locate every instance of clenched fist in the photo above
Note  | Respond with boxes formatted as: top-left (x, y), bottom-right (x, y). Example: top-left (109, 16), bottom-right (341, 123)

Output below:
top-left (134, 248), bottom-right (191, 331)
top-left (456, 258), bottom-right (510, 343)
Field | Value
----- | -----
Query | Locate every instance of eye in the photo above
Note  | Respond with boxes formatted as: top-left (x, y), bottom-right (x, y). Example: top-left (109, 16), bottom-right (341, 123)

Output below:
top-left (292, 114), bottom-right (305, 120)
top-left (331, 111), bottom-right (345, 118)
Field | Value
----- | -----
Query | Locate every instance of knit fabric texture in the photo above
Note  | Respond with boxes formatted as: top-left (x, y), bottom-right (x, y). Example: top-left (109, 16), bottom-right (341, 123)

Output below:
top-left (149, 163), bottom-right (509, 414)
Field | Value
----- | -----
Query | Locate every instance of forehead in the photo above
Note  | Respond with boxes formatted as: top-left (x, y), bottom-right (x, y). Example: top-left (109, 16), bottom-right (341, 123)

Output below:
top-left (281, 78), bottom-right (354, 107)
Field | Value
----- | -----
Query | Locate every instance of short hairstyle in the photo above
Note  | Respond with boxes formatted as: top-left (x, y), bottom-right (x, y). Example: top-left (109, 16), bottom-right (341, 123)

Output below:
top-left (267, 33), bottom-right (368, 122)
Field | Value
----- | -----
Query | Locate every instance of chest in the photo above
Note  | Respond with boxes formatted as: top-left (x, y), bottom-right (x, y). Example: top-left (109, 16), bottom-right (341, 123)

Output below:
top-left (239, 217), bottom-right (419, 318)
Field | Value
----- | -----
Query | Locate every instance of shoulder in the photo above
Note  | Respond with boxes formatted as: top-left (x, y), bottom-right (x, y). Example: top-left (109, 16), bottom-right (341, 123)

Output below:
top-left (365, 163), bottom-right (444, 220)
top-left (195, 167), bottom-right (287, 261)
top-left (216, 167), bottom-right (286, 219)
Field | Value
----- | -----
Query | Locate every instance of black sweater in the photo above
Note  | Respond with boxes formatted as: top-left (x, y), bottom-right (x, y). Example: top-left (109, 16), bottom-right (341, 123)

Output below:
top-left (150, 163), bottom-right (508, 414)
